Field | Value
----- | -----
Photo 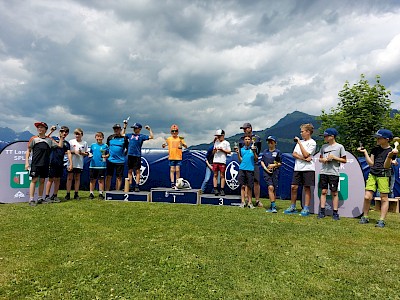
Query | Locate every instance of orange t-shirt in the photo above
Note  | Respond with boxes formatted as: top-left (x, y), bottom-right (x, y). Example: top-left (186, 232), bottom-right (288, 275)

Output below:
top-left (166, 136), bottom-right (185, 160)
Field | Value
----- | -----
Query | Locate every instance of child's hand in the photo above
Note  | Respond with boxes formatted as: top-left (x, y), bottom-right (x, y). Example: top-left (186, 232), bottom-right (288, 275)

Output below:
top-left (25, 163), bottom-right (29, 170)
top-left (357, 147), bottom-right (366, 153)
top-left (162, 143), bottom-right (167, 148)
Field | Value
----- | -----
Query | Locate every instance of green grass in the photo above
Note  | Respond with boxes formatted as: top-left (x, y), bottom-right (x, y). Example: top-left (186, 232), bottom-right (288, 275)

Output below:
top-left (1, 192), bottom-right (400, 299)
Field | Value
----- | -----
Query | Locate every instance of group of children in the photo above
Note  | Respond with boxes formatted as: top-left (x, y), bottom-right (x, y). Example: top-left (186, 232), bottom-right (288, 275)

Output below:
top-left (25, 120), bottom-right (398, 227)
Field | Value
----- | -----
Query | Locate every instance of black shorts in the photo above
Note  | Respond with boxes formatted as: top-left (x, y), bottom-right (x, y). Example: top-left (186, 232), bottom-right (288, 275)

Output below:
top-left (128, 155), bottom-right (141, 171)
top-left (30, 165), bottom-right (49, 178)
top-left (254, 164), bottom-right (260, 183)
top-left (68, 168), bottom-right (83, 174)
top-left (107, 161), bottom-right (124, 178)
top-left (48, 164), bottom-right (64, 178)
top-left (291, 171), bottom-right (315, 187)
top-left (90, 168), bottom-right (106, 180)
top-left (318, 174), bottom-right (339, 192)
top-left (238, 169), bottom-right (254, 189)
top-left (263, 170), bottom-right (279, 188)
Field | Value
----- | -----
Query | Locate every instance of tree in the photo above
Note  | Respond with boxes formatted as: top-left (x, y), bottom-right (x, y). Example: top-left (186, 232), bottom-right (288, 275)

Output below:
top-left (320, 74), bottom-right (394, 154)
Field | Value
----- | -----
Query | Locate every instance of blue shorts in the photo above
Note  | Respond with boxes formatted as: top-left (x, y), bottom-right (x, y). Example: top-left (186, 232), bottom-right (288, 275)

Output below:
top-left (169, 160), bottom-right (182, 167)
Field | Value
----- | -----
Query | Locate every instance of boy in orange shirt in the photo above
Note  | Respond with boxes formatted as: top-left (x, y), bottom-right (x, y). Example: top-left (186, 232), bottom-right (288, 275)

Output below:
top-left (162, 124), bottom-right (188, 189)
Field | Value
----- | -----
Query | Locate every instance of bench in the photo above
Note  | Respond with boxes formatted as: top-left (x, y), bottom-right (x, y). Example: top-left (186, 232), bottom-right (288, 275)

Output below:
top-left (374, 197), bottom-right (400, 213)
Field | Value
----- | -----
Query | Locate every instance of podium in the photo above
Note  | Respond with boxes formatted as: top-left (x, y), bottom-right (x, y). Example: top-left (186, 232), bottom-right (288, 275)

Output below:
top-left (200, 194), bottom-right (242, 206)
top-left (151, 188), bottom-right (200, 204)
top-left (105, 191), bottom-right (151, 202)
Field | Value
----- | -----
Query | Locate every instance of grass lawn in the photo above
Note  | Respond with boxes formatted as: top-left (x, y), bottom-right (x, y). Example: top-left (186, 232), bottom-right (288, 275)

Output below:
top-left (1, 191), bottom-right (399, 299)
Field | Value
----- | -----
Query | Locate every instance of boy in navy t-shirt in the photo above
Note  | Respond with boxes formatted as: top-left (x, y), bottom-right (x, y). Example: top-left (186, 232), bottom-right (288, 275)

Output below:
top-left (125, 123), bottom-right (154, 192)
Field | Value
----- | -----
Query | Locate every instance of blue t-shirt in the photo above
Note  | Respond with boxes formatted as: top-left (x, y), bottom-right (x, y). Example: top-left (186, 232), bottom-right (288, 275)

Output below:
top-left (107, 134), bottom-right (128, 164)
top-left (89, 143), bottom-right (109, 169)
top-left (261, 148), bottom-right (282, 165)
top-left (239, 147), bottom-right (255, 171)
top-left (126, 133), bottom-right (149, 157)
top-left (49, 136), bottom-right (70, 166)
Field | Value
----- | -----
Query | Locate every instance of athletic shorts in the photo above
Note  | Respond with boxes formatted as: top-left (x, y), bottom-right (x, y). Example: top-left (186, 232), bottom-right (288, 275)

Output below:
top-left (48, 164), bottom-right (64, 178)
top-left (30, 165), bottom-right (49, 178)
top-left (169, 160), bottom-right (182, 167)
top-left (128, 155), bottom-right (141, 171)
top-left (212, 163), bottom-right (226, 173)
top-left (238, 169), bottom-right (254, 189)
top-left (106, 161), bottom-right (124, 178)
top-left (291, 171), bottom-right (315, 187)
top-left (318, 174), bottom-right (339, 192)
top-left (365, 174), bottom-right (390, 194)
top-left (68, 168), bottom-right (83, 174)
top-left (90, 168), bottom-right (106, 180)
top-left (263, 171), bottom-right (279, 189)
top-left (253, 164), bottom-right (260, 183)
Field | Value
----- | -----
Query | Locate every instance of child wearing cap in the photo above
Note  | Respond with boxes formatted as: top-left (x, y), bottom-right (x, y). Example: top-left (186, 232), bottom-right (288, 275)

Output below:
top-left (66, 128), bottom-right (88, 200)
top-left (317, 128), bottom-right (347, 220)
top-left (89, 132), bottom-right (109, 199)
top-left (25, 122), bottom-right (65, 206)
top-left (284, 123), bottom-right (317, 216)
top-left (44, 126), bottom-right (73, 203)
top-left (212, 129), bottom-right (231, 196)
top-left (358, 129), bottom-right (398, 228)
top-left (236, 135), bottom-right (258, 208)
top-left (162, 124), bottom-right (187, 189)
top-left (125, 123), bottom-right (153, 192)
top-left (260, 135), bottom-right (282, 213)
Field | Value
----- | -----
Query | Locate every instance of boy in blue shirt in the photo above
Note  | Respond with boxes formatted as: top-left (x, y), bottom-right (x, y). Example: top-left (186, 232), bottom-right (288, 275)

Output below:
top-left (261, 135), bottom-right (282, 213)
top-left (89, 132), bottom-right (109, 199)
top-left (235, 136), bottom-right (258, 208)
top-left (125, 123), bottom-right (153, 192)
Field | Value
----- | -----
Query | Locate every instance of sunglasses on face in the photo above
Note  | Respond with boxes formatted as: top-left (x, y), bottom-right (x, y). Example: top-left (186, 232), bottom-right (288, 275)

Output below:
top-left (74, 133), bottom-right (82, 135)
top-left (171, 130), bottom-right (178, 133)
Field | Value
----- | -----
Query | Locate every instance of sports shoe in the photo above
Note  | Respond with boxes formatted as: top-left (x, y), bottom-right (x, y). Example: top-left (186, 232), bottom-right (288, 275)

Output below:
top-left (171, 183), bottom-right (176, 189)
top-left (332, 213), bottom-right (340, 221)
top-left (134, 186), bottom-right (140, 192)
top-left (359, 216), bottom-right (369, 224)
top-left (214, 189), bottom-right (219, 196)
top-left (52, 196), bottom-right (61, 203)
top-left (255, 200), bottom-right (263, 208)
top-left (98, 194), bottom-right (104, 200)
top-left (317, 211), bottom-right (326, 219)
top-left (375, 220), bottom-right (385, 228)
top-left (266, 205), bottom-right (278, 213)
top-left (219, 190), bottom-right (225, 196)
top-left (283, 206), bottom-right (297, 214)
top-left (29, 200), bottom-right (37, 207)
top-left (300, 208), bottom-right (310, 217)
top-left (89, 193), bottom-right (94, 200)
top-left (239, 203), bottom-right (245, 208)
top-left (73, 193), bottom-right (80, 200)
top-left (65, 193), bottom-right (70, 200)
top-left (248, 203), bottom-right (255, 209)
top-left (37, 197), bottom-right (43, 204)
top-left (43, 196), bottom-right (53, 204)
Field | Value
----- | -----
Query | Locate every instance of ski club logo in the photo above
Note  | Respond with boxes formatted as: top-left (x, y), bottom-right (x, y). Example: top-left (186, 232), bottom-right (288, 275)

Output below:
top-left (14, 191), bottom-right (26, 198)
top-left (225, 161), bottom-right (240, 190)
top-left (139, 157), bottom-right (150, 185)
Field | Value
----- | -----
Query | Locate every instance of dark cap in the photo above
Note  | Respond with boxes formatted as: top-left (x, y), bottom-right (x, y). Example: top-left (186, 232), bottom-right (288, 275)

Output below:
top-left (131, 123), bottom-right (143, 129)
top-left (266, 135), bottom-right (277, 142)
top-left (240, 122), bottom-right (252, 129)
top-left (34, 122), bottom-right (48, 129)
top-left (113, 124), bottom-right (122, 129)
top-left (323, 128), bottom-right (338, 137)
top-left (374, 129), bottom-right (393, 140)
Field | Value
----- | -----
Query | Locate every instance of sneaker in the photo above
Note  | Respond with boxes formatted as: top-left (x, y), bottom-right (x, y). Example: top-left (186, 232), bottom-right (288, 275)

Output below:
top-left (248, 203), bottom-right (255, 209)
top-left (332, 213), bottom-right (340, 221)
top-left (99, 194), bottom-right (104, 200)
top-left (375, 220), bottom-right (385, 228)
top-left (300, 208), bottom-right (310, 217)
top-left (65, 193), bottom-right (70, 200)
top-left (359, 216), bottom-right (369, 224)
top-left (266, 205), bottom-right (278, 213)
top-left (317, 211), bottom-right (326, 219)
top-left (255, 200), bottom-right (263, 208)
top-left (171, 183), bottom-right (176, 189)
top-left (43, 196), bottom-right (53, 204)
top-left (239, 203), bottom-right (245, 208)
top-left (89, 193), bottom-right (94, 200)
top-left (29, 200), bottom-right (37, 207)
top-left (214, 189), bottom-right (219, 196)
top-left (219, 190), bottom-right (225, 196)
top-left (283, 206), bottom-right (297, 214)
top-left (52, 196), bottom-right (61, 203)
top-left (134, 186), bottom-right (140, 192)
top-left (73, 194), bottom-right (80, 200)
top-left (37, 197), bottom-right (43, 204)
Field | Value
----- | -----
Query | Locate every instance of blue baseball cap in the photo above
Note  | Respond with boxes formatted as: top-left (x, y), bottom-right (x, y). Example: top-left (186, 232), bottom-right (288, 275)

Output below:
top-left (323, 128), bottom-right (338, 137)
top-left (131, 123), bottom-right (142, 129)
top-left (266, 135), bottom-right (277, 142)
top-left (374, 129), bottom-right (393, 139)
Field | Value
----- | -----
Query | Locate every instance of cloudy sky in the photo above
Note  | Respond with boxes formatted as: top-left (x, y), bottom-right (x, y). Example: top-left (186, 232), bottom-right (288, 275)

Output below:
top-left (1, 0), bottom-right (400, 146)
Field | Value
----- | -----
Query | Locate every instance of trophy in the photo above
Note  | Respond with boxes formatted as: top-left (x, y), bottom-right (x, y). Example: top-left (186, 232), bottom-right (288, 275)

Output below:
top-left (251, 137), bottom-right (256, 150)
top-left (393, 137), bottom-right (400, 152)
top-left (145, 125), bottom-right (150, 130)
top-left (233, 141), bottom-right (239, 152)
top-left (100, 149), bottom-right (106, 162)
top-left (123, 116), bottom-right (130, 125)
top-left (358, 141), bottom-right (364, 150)
top-left (178, 136), bottom-right (184, 149)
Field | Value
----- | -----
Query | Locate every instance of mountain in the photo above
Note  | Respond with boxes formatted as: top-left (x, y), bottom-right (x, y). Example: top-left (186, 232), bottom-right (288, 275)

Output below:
top-left (189, 111), bottom-right (321, 152)
top-left (0, 127), bottom-right (34, 152)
